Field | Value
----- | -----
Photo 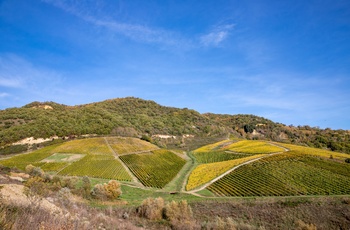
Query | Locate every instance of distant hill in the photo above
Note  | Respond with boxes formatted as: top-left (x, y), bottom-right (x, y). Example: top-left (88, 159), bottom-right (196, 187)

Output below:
top-left (0, 97), bottom-right (349, 153)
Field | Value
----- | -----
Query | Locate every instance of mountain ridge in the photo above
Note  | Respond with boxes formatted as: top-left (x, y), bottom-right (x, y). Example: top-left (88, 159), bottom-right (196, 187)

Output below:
top-left (1, 97), bottom-right (349, 153)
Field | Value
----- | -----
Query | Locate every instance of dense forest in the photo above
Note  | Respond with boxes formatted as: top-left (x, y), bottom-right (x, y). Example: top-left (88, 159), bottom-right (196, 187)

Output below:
top-left (0, 97), bottom-right (349, 153)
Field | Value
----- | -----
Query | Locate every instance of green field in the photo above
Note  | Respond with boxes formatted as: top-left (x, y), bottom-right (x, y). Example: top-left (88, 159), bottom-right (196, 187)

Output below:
top-left (120, 149), bottom-right (186, 188)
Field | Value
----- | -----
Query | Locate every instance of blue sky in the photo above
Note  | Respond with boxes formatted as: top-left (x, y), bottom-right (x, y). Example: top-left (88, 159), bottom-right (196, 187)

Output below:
top-left (1, 0), bottom-right (350, 129)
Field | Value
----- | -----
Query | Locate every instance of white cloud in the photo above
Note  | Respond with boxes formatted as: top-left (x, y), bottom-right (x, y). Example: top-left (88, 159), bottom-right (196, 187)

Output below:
top-left (0, 54), bottom-right (64, 93)
top-left (0, 92), bottom-right (10, 98)
top-left (200, 24), bottom-right (234, 46)
top-left (0, 78), bottom-right (22, 88)
top-left (42, 0), bottom-right (191, 48)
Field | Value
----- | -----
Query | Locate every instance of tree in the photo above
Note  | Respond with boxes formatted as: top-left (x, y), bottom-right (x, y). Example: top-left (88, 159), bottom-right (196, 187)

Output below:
top-left (244, 124), bottom-right (254, 133)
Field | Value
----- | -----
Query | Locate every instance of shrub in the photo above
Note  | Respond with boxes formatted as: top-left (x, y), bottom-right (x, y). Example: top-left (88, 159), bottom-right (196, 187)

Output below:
top-left (91, 180), bottom-right (122, 200)
top-left (164, 200), bottom-right (196, 229)
top-left (165, 200), bottom-right (193, 222)
top-left (104, 180), bottom-right (122, 199)
top-left (32, 167), bottom-right (44, 177)
top-left (25, 164), bottom-right (35, 174)
top-left (82, 176), bottom-right (91, 198)
top-left (138, 197), bottom-right (165, 220)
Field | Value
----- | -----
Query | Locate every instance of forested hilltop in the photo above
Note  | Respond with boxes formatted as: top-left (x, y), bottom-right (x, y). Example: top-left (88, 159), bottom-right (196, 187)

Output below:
top-left (0, 97), bottom-right (349, 153)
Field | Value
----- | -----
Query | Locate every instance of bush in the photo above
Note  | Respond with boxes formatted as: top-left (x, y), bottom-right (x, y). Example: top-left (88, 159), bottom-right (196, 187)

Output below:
top-left (82, 176), bottom-right (91, 198)
top-left (165, 200), bottom-right (193, 222)
top-left (25, 164), bottom-right (35, 174)
top-left (138, 197), bottom-right (165, 220)
top-left (91, 180), bottom-right (122, 200)
top-left (164, 200), bottom-right (196, 229)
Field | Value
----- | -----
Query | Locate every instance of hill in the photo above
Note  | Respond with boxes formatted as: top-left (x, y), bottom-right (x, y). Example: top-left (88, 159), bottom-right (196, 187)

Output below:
top-left (1, 97), bottom-right (350, 153)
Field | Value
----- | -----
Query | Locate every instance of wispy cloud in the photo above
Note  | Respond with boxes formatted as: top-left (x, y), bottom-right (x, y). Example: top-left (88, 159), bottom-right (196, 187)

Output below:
top-left (42, 0), bottom-right (192, 48)
top-left (0, 92), bottom-right (9, 98)
top-left (43, 0), bottom-right (234, 49)
top-left (0, 54), bottom-right (64, 95)
top-left (200, 24), bottom-right (234, 46)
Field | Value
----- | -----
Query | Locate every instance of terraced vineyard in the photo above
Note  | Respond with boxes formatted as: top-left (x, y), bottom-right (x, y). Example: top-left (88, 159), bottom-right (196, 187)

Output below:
top-left (120, 149), bottom-right (186, 188)
top-left (207, 152), bottom-right (350, 196)
top-left (59, 155), bottom-right (131, 181)
top-left (106, 137), bottom-right (159, 155)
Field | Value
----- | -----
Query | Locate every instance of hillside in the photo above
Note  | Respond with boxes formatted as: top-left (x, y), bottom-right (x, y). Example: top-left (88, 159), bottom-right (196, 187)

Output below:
top-left (1, 137), bottom-right (350, 229)
top-left (1, 97), bottom-right (350, 153)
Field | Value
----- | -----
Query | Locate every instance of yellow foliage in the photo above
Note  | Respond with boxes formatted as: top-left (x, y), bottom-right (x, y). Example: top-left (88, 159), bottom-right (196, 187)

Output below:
top-left (194, 140), bottom-right (284, 154)
top-left (186, 154), bottom-right (264, 191)
top-left (53, 138), bottom-right (113, 155)
top-left (194, 140), bottom-right (232, 153)
top-left (225, 140), bottom-right (284, 154)
top-left (106, 137), bottom-right (159, 155)
top-left (276, 143), bottom-right (349, 160)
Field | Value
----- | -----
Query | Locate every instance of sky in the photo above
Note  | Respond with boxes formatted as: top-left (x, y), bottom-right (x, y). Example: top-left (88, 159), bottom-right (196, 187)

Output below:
top-left (0, 0), bottom-right (350, 130)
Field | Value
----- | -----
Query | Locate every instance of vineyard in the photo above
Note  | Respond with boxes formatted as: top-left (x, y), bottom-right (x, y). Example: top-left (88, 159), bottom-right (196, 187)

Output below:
top-left (186, 154), bottom-right (264, 191)
top-left (193, 140), bottom-right (233, 153)
top-left (59, 155), bottom-right (132, 181)
top-left (224, 140), bottom-right (284, 154)
top-left (120, 149), bottom-right (186, 188)
top-left (1, 136), bottom-right (350, 198)
top-left (52, 138), bottom-right (113, 155)
top-left (276, 142), bottom-right (350, 160)
top-left (207, 152), bottom-right (350, 196)
top-left (193, 151), bottom-right (252, 163)
top-left (0, 144), bottom-right (59, 170)
top-left (105, 137), bottom-right (159, 155)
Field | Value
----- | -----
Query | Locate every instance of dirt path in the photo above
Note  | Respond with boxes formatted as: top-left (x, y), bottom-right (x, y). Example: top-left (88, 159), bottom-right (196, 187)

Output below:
top-left (267, 142), bottom-right (290, 152)
top-left (180, 152), bottom-right (198, 192)
top-left (103, 137), bottom-right (144, 188)
top-left (161, 153), bottom-right (193, 192)
top-left (170, 150), bottom-right (189, 160)
top-left (186, 143), bottom-right (290, 196)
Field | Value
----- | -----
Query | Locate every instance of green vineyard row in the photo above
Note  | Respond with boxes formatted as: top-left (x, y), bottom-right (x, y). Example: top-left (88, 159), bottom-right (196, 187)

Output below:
top-left (120, 149), bottom-right (186, 188)
top-left (59, 155), bottom-right (132, 181)
top-left (207, 152), bottom-right (350, 196)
